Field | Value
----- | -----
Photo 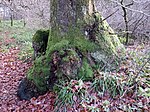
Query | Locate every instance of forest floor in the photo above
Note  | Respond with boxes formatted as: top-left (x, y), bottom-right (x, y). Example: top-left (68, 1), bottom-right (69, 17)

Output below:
top-left (0, 21), bottom-right (149, 112)
top-left (0, 30), bottom-right (55, 111)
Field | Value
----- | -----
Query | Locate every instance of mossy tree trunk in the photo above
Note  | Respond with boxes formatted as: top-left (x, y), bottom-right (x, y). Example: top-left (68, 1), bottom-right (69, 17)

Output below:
top-left (49, 0), bottom-right (94, 34)
top-left (48, 0), bottom-right (123, 55)
top-left (17, 0), bottom-right (124, 100)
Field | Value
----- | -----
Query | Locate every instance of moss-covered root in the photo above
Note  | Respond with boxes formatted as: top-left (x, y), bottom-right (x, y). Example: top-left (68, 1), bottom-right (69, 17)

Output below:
top-left (95, 12), bottom-right (125, 55)
top-left (32, 29), bottom-right (49, 59)
top-left (17, 78), bottom-right (46, 100)
top-left (17, 48), bottom-right (97, 100)
top-left (27, 56), bottom-right (50, 92)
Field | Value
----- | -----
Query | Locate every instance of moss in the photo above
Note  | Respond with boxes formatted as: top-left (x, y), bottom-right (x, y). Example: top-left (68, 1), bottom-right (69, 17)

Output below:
top-left (27, 56), bottom-right (50, 92)
top-left (46, 28), bottom-right (100, 57)
top-left (28, 18), bottom-right (123, 91)
top-left (32, 29), bottom-right (49, 43)
top-left (54, 49), bottom-right (82, 80)
top-left (47, 39), bottom-right (70, 57)
top-left (94, 13), bottom-right (125, 55)
top-left (78, 58), bottom-right (94, 80)
top-left (28, 27), bottom-right (99, 92)
top-left (47, 12), bottom-right (124, 57)
top-left (32, 29), bottom-right (49, 58)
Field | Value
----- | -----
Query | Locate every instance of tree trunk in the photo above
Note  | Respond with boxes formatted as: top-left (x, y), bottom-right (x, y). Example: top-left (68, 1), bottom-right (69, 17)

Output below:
top-left (17, 0), bottom-right (124, 100)
top-left (23, 18), bottom-right (26, 27)
top-left (50, 0), bottom-right (94, 33)
top-left (120, 0), bottom-right (129, 45)
top-left (10, 14), bottom-right (13, 26)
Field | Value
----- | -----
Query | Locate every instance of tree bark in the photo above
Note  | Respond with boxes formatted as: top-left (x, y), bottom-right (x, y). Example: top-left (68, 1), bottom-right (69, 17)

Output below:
top-left (10, 13), bottom-right (13, 26)
top-left (50, 0), bottom-right (95, 34)
top-left (120, 0), bottom-right (129, 45)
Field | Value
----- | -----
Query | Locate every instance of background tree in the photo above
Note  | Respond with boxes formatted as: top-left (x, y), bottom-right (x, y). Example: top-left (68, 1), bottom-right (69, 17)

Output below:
top-left (120, 0), bottom-right (133, 45)
top-left (17, 0), bottom-right (50, 28)
top-left (96, 0), bottom-right (150, 44)
top-left (0, 0), bottom-right (24, 26)
top-left (0, 0), bottom-right (50, 28)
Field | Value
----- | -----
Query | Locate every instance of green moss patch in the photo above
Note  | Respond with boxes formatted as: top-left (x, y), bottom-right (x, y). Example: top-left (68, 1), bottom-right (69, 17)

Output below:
top-left (27, 56), bottom-right (50, 92)
top-left (46, 28), bottom-right (100, 57)
top-left (32, 29), bottom-right (49, 58)
top-left (78, 58), bottom-right (94, 80)
top-left (32, 29), bottom-right (49, 43)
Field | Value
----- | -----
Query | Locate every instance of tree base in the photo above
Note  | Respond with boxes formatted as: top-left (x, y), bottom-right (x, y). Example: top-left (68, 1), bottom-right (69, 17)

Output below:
top-left (17, 12), bottom-right (125, 100)
top-left (17, 78), bottom-right (47, 100)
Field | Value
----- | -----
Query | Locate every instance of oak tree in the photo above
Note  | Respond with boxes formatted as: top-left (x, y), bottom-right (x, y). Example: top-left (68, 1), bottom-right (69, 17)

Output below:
top-left (17, 0), bottom-right (124, 100)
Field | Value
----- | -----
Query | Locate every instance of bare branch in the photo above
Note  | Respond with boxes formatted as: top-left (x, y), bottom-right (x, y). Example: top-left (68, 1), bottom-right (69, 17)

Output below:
top-left (100, 9), bottom-right (119, 22)
top-left (125, 2), bottom-right (133, 7)
top-left (111, 0), bottom-right (150, 17)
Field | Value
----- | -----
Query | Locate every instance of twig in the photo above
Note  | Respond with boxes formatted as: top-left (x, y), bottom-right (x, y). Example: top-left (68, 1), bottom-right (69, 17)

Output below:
top-left (120, 85), bottom-right (135, 98)
top-left (111, 0), bottom-right (150, 17)
top-left (133, 57), bottom-right (150, 84)
top-left (100, 9), bottom-right (119, 23)
top-left (120, 56), bottom-right (150, 98)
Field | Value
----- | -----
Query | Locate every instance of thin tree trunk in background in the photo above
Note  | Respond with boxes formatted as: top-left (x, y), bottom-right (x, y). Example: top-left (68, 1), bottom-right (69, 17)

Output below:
top-left (10, 13), bottom-right (13, 26)
top-left (23, 18), bottom-right (26, 27)
top-left (120, 0), bottom-right (129, 45)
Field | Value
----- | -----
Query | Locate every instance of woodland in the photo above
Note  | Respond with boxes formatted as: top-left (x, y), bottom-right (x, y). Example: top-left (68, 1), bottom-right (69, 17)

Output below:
top-left (0, 0), bottom-right (149, 112)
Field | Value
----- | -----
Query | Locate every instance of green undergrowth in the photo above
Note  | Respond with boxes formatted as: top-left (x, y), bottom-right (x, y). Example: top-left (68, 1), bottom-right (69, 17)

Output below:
top-left (54, 69), bottom-right (150, 111)
top-left (0, 20), bottom-right (24, 30)
top-left (78, 58), bottom-right (94, 80)
top-left (54, 73), bottom-right (126, 111)
top-left (0, 20), bottom-right (36, 60)
top-left (54, 79), bottom-right (87, 111)
top-left (91, 73), bottom-right (125, 97)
